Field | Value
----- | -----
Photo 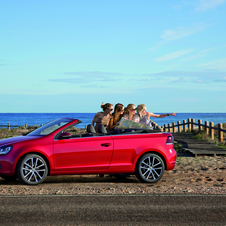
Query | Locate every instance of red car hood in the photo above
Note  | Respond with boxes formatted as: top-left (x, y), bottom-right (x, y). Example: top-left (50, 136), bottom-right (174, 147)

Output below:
top-left (0, 136), bottom-right (40, 146)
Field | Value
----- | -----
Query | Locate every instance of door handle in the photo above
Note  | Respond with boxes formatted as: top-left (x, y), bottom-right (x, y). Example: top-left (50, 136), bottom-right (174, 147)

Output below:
top-left (101, 143), bottom-right (111, 147)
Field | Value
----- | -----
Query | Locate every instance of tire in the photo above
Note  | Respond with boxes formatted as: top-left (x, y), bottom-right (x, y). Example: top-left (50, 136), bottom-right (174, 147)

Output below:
top-left (17, 154), bottom-right (48, 185)
top-left (136, 153), bottom-right (165, 183)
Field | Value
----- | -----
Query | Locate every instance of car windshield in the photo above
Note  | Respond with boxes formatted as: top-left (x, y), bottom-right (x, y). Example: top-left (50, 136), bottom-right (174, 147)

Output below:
top-left (27, 118), bottom-right (74, 136)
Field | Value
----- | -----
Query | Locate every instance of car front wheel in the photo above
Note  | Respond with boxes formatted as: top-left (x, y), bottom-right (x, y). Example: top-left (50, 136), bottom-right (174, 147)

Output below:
top-left (136, 153), bottom-right (165, 183)
top-left (17, 154), bottom-right (48, 185)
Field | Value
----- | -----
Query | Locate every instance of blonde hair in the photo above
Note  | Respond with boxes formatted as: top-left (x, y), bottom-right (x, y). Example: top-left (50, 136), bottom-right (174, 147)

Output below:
top-left (136, 104), bottom-right (146, 116)
top-left (101, 102), bottom-right (112, 111)
top-left (124, 104), bottom-right (135, 115)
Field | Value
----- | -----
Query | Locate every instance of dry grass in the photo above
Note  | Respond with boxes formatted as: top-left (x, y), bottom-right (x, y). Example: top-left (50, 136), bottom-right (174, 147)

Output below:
top-left (191, 122), bottom-right (226, 148)
top-left (0, 128), bottom-right (34, 140)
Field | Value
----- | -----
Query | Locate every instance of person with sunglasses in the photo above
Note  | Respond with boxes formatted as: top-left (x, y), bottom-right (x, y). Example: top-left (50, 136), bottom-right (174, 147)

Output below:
top-left (108, 103), bottom-right (124, 130)
top-left (122, 104), bottom-right (140, 122)
top-left (92, 102), bottom-right (113, 132)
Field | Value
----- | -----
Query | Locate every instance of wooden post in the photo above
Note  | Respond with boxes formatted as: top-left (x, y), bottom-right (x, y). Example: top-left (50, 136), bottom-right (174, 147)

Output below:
top-left (218, 123), bottom-right (223, 142)
top-left (198, 119), bottom-right (202, 131)
top-left (183, 120), bottom-right (186, 132)
top-left (158, 126), bottom-right (163, 132)
top-left (178, 121), bottom-right (181, 133)
top-left (168, 123), bottom-right (171, 133)
top-left (191, 118), bottom-right (195, 131)
top-left (164, 124), bottom-right (167, 132)
top-left (209, 122), bottom-right (214, 140)
top-left (205, 121), bottom-right (209, 135)
top-left (8, 123), bottom-right (10, 131)
top-left (172, 122), bottom-right (176, 133)
top-left (188, 118), bottom-right (191, 131)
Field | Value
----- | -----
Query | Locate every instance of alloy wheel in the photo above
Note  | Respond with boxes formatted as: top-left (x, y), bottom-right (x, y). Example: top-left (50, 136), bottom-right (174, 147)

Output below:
top-left (136, 153), bottom-right (165, 183)
top-left (17, 154), bottom-right (48, 185)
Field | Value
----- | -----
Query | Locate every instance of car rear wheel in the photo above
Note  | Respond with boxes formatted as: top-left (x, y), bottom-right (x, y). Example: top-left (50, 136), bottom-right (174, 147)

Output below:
top-left (17, 154), bottom-right (48, 185)
top-left (136, 153), bottom-right (165, 183)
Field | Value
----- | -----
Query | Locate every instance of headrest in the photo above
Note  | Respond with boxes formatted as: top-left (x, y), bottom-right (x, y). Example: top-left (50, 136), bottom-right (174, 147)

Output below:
top-left (97, 124), bottom-right (107, 134)
top-left (86, 124), bottom-right (96, 134)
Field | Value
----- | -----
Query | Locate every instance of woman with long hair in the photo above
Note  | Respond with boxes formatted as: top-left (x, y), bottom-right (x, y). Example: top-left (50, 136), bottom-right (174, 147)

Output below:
top-left (92, 102), bottom-right (113, 132)
top-left (122, 103), bottom-right (139, 122)
top-left (108, 103), bottom-right (124, 130)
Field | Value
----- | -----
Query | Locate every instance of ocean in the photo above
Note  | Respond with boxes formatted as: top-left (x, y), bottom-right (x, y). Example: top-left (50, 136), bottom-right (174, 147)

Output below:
top-left (0, 113), bottom-right (226, 129)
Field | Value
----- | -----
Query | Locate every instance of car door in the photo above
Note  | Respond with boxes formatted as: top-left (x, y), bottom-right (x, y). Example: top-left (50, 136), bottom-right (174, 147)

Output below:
top-left (53, 135), bottom-right (114, 171)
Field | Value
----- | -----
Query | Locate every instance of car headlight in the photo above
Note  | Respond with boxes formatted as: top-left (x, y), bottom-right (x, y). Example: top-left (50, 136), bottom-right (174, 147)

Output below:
top-left (0, 145), bottom-right (13, 155)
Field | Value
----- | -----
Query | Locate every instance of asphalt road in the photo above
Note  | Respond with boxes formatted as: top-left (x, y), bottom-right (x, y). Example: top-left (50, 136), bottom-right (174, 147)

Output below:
top-left (0, 195), bottom-right (225, 225)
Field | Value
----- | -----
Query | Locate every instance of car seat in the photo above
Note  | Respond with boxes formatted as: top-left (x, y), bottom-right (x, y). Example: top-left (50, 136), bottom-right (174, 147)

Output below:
top-left (82, 124), bottom-right (96, 137)
top-left (97, 124), bottom-right (107, 135)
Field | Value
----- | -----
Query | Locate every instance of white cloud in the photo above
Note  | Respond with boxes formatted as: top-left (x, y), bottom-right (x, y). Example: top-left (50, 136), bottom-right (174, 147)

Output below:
top-left (149, 23), bottom-right (209, 51)
top-left (161, 28), bottom-right (195, 42)
top-left (198, 58), bottom-right (226, 70)
top-left (155, 49), bottom-right (194, 62)
top-left (182, 45), bottom-right (226, 61)
top-left (195, 0), bottom-right (226, 12)
top-left (160, 23), bottom-right (208, 42)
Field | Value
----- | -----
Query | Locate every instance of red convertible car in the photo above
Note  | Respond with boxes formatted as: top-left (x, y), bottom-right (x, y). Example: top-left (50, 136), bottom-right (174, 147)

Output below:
top-left (0, 118), bottom-right (176, 185)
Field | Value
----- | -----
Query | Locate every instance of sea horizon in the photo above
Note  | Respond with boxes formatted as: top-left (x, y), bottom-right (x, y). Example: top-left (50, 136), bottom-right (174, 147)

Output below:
top-left (0, 112), bottom-right (225, 129)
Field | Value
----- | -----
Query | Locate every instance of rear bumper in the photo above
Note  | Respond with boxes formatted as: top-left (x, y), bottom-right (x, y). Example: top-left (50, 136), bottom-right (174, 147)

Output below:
top-left (166, 148), bottom-right (177, 170)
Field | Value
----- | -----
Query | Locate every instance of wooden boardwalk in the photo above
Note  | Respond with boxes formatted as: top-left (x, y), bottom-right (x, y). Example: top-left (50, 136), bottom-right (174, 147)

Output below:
top-left (173, 132), bottom-right (226, 156)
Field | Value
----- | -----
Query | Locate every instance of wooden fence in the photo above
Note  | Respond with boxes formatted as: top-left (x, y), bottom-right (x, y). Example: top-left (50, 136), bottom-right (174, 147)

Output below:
top-left (151, 118), bottom-right (226, 143)
top-left (0, 123), bottom-right (43, 130)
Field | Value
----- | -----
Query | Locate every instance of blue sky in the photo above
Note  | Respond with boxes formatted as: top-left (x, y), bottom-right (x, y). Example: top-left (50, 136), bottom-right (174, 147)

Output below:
top-left (1, 0), bottom-right (226, 113)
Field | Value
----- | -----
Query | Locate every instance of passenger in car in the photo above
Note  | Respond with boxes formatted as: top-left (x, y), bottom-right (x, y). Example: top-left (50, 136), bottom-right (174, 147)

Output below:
top-left (92, 103), bottom-right (113, 132)
top-left (108, 103), bottom-right (124, 130)
top-left (136, 104), bottom-right (176, 127)
top-left (122, 104), bottom-right (140, 122)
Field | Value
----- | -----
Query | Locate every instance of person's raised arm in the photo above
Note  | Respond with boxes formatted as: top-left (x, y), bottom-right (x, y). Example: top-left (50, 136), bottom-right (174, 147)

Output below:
top-left (147, 112), bottom-right (176, 118)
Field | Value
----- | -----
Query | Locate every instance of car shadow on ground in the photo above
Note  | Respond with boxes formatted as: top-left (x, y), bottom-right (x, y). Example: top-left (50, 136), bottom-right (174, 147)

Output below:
top-left (0, 175), bottom-right (141, 185)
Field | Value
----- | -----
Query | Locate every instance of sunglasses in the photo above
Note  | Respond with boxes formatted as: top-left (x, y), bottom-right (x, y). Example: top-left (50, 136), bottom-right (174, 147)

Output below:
top-left (131, 109), bottom-right (136, 111)
top-left (109, 109), bottom-right (113, 111)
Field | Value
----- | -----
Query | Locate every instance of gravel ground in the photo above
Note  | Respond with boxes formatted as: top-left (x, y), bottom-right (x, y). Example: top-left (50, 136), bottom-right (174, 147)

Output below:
top-left (0, 128), bottom-right (225, 196)
top-left (0, 155), bottom-right (225, 196)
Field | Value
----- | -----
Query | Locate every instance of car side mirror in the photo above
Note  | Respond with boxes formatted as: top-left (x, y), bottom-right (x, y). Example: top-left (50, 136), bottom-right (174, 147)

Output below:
top-left (59, 132), bottom-right (71, 139)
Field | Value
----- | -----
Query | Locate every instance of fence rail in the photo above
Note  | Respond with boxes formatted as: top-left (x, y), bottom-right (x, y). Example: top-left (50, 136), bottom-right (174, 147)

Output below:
top-left (0, 123), bottom-right (43, 130)
top-left (152, 118), bottom-right (226, 143)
